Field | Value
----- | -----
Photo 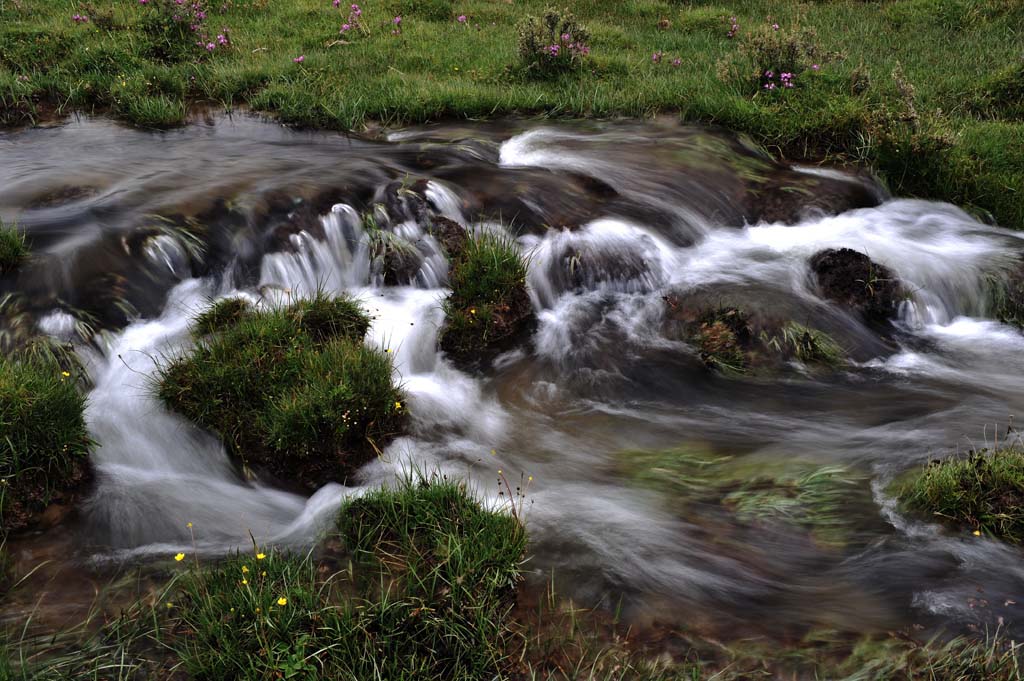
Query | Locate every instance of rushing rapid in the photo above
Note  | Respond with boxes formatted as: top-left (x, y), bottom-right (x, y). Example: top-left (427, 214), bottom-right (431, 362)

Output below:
top-left (3, 115), bottom-right (1024, 639)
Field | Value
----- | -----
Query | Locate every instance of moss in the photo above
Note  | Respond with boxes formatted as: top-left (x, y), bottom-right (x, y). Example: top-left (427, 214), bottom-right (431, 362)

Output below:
top-left (0, 222), bottom-right (28, 276)
top-left (0, 353), bottom-right (92, 534)
top-left (895, 448), bottom-right (1024, 543)
top-left (619, 447), bottom-right (873, 549)
top-left (692, 307), bottom-right (752, 374)
top-left (439, 231), bottom-right (532, 367)
top-left (158, 293), bottom-right (402, 491)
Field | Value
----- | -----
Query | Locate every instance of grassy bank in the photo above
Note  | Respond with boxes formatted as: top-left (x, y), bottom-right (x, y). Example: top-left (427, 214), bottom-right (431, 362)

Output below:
top-left (3, 475), bottom-right (1023, 678)
top-left (0, 0), bottom-right (1021, 227)
top-left (0, 351), bottom-right (92, 534)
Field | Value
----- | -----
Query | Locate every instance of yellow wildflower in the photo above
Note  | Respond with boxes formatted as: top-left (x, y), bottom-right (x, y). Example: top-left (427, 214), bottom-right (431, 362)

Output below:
top-left (256, 552), bottom-right (266, 560)
top-left (187, 522), bottom-right (192, 528)
top-left (61, 371), bottom-right (70, 377)
top-left (166, 602), bottom-right (173, 608)
top-left (241, 579), bottom-right (248, 585)
top-left (277, 597), bottom-right (288, 606)
top-left (174, 552), bottom-right (185, 562)
top-left (973, 530), bottom-right (982, 536)
top-left (241, 565), bottom-right (249, 573)
top-left (394, 401), bottom-right (402, 410)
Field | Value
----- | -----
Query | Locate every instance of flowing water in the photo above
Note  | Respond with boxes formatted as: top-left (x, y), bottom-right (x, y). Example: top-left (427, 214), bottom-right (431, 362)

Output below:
top-left (3, 115), bottom-right (1024, 641)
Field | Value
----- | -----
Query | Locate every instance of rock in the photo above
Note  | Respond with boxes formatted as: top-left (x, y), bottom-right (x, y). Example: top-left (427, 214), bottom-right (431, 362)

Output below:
top-left (809, 248), bottom-right (903, 324)
top-left (429, 216), bottom-right (469, 261)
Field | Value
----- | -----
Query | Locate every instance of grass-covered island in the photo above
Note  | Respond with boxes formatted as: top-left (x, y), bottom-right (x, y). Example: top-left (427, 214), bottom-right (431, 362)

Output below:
top-left (1, 0), bottom-right (1022, 229)
top-left (158, 294), bottom-right (405, 490)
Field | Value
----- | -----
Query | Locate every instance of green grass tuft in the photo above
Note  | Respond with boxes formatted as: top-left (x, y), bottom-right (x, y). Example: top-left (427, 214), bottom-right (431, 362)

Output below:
top-left (896, 448), bottom-right (1024, 543)
top-left (0, 221), bottom-right (29, 276)
top-left (170, 476), bottom-right (526, 679)
top-left (158, 292), bottom-right (402, 490)
top-left (439, 231), bottom-right (532, 365)
top-left (0, 352), bottom-right (92, 534)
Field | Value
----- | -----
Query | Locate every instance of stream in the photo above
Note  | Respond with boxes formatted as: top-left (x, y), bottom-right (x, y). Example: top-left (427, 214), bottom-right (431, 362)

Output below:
top-left (3, 114), bottom-right (1024, 642)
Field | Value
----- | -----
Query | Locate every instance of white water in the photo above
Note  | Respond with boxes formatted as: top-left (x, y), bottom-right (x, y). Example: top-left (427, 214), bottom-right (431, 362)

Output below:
top-left (15, 123), bottom-right (1024, 632)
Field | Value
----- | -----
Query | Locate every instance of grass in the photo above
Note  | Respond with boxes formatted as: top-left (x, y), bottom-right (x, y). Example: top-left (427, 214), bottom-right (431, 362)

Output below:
top-left (439, 230), bottom-right (532, 365)
top-left (0, 351), bottom-right (92, 535)
top-left (896, 448), bottom-right (1024, 544)
top-left (0, 1), bottom-right (1021, 227)
top-left (0, 221), bottom-right (28, 276)
top-left (157, 293), bottom-right (404, 491)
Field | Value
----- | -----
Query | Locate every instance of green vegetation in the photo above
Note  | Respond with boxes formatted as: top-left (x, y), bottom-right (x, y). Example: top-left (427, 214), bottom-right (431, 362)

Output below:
top-left (0, 222), bottom-right (28, 276)
top-left (620, 447), bottom-right (873, 549)
top-left (0, 352), bottom-right (92, 534)
top-left (896, 448), bottom-right (1024, 543)
top-left (2, 477), bottom-right (529, 680)
top-left (439, 231), bottom-right (532, 364)
top-left (0, 1), bottom-right (1022, 227)
top-left (682, 305), bottom-right (846, 375)
top-left (157, 293), bottom-right (404, 490)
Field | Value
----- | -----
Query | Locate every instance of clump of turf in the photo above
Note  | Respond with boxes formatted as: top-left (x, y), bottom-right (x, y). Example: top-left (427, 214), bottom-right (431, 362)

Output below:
top-left (0, 353), bottom-right (92, 534)
top-left (158, 293), bottom-right (401, 491)
top-left (439, 231), bottom-right (533, 367)
top-left (0, 221), bottom-right (29, 276)
top-left (171, 477), bottom-right (526, 680)
top-left (895, 448), bottom-right (1024, 543)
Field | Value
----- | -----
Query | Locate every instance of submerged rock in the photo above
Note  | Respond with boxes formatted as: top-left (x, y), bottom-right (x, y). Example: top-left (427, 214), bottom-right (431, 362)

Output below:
top-left (663, 297), bottom-right (846, 375)
top-left (809, 248), bottom-right (904, 324)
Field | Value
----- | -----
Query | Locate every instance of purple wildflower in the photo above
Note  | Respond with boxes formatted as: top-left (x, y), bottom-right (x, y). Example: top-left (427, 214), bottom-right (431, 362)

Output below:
top-left (458, 14), bottom-right (467, 23)
top-left (293, 55), bottom-right (305, 63)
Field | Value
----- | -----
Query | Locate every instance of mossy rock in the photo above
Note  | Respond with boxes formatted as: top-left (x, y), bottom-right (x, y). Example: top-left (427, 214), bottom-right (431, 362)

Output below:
top-left (809, 248), bottom-right (905, 325)
top-left (159, 294), bottom-right (402, 492)
top-left (0, 353), bottom-right (93, 534)
top-left (665, 300), bottom-right (845, 375)
top-left (894, 448), bottom-right (1024, 543)
top-left (439, 231), bottom-right (533, 368)
top-left (986, 260), bottom-right (1024, 328)
top-left (618, 447), bottom-right (875, 550)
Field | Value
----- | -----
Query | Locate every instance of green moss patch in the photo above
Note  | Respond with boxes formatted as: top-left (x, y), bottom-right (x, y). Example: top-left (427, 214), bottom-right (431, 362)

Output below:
top-left (171, 477), bottom-right (526, 680)
top-left (895, 448), bottom-right (1024, 543)
top-left (157, 293), bottom-right (402, 491)
top-left (439, 231), bottom-right (532, 367)
top-left (0, 353), bottom-right (92, 534)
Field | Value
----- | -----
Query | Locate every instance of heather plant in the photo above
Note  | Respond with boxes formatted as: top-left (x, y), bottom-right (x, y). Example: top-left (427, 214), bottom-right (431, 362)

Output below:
top-left (721, 20), bottom-right (833, 95)
top-left (139, 0), bottom-right (230, 63)
top-left (336, 2), bottom-right (367, 38)
top-left (515, 7), bottom-right (591, 77)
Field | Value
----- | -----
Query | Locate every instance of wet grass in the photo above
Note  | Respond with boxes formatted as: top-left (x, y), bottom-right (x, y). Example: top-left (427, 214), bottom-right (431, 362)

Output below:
top-left (896, 448), bottom-right (1024, 543)
top-left (157, 293), bottom-right (403, 490)
top-left (0, 1), bottom-right (1021, 227)
top-left (0, 351), bottom-right (92, 535)
top-left (0, 221), bottom-right (28, 276)
top-left (439, 230), bottom-right (532, 365)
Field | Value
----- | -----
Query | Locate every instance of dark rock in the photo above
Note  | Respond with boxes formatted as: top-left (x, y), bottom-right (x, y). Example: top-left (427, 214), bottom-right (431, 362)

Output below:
top-left (809, 248), bottom-right (904, 324)
top-left (429, 216), bottom-right (469, 261)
